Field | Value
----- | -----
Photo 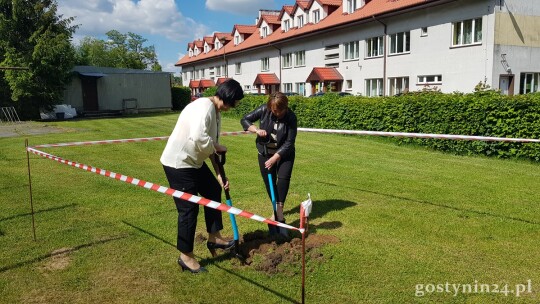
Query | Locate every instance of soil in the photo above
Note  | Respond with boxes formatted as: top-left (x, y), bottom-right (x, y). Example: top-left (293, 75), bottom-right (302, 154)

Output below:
top-left (197, 230), bottom-right (339, 276)
top-left (39, 248), bottom-right (72, 271)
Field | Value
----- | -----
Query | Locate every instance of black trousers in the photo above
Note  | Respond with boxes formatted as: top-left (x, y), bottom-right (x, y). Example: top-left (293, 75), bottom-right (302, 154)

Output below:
top-left (258, 152), bottom-right (295, 206)
top-left (163, 163), bottom-right (223, 253)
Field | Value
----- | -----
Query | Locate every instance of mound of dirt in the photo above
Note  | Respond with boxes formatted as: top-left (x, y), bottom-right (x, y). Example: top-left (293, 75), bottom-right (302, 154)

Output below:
top-left (197, 230), bottom-right (339, 276)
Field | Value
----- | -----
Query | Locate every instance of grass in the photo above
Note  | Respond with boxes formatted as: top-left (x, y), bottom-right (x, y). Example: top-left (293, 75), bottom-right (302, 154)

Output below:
top-left (1, 113), bottom-right (539, 303)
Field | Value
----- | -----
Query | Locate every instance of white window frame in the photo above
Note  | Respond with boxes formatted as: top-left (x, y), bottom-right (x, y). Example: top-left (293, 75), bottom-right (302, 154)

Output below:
top-left (283, 83), bottom-right (293, 92)
top-left (313, 10), bottom-right (320, 24)
top-left (262, 26), bottom-right (268, 38)
top-left (346, 80), bottom-right (353, 91)
top-left (520, 73), bottom-right (540, 94)
top-left (366, 36), bottom-right (384, 58)
top-left (421, 27), bottom-right (428, 37)
top-left (283, 53), bottom-right (293, 68)
top-left (261, 57), bottom-right (270, 71)
top-left (235, 62), bottom-right (242, 75)
top-left (417, 75), bottom-right (442, 85)
top-left (347, 0), bottom-right (357, 13)
top-left (366, 78), bottom-right (383, 97)
top-left (389, 31), bottom-right (410, 55)
top-left (284, 20), bottom-right (290, 32)
top-left (344, 41), bottom-right (359, 61)
top-left (389, 77), bottom-right (409, 96)
top-left (294, 51), bottom-right (305, 67)
top-left (216, 66), bottom-right (221, 77)
top-left (234, 35), bottom-right (240, 45)
top-left (295, 82), bottom-right (305, 96)
top-left (452, 17), bottom-right (482, 46)
top-left (297, 15), bottom-right (304, 28)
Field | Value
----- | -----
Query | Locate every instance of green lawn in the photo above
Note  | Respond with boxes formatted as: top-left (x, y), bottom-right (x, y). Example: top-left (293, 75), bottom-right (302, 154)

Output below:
top-left (1, 113), bottom-right (539, 303)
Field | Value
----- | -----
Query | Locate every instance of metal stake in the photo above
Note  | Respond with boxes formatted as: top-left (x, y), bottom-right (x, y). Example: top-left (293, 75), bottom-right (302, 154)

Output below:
top-left (25, 139), bottom-right (37, 241)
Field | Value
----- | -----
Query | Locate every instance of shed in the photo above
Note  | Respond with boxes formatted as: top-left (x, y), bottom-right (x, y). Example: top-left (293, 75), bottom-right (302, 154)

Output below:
top-left (63, 66), bottom-right (172, 115)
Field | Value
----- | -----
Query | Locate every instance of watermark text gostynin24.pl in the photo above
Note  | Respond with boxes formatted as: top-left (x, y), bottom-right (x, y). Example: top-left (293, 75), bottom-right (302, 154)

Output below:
top-left (415, 280), bottom-right (533, 297)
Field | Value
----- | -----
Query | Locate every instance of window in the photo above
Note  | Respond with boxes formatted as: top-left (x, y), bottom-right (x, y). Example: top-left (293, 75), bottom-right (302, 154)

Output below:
top-left (234, 35), bottom-right (240, 45)
top-left (216, 66), bottom-right (221, 77)
top-left (283, 83), bottom-right (293, 92)
top-left (325, 63), bottom-right (339, 68)
top-left (204, 45), bottom-right (209, 53)
top-left (297, 15), bottom-right (304, 28)
top-left (244, 85), bottom-right (251, 91)
top-left (261, 57), bottom-right (270, 71)
top-left (417, 75), bottom-right (442, 84)
top-left (209, 67), bottom-right (214, 76)
top-left (283, 53), bottom-right (293, 68)
top-left (294, 51), bottom-right (305, 67)
top-left (421, 27), bottom-right (428, 37)
top-left (344, 41), bottom-right (359, 60)
top-left (195, 70), bottom-right (199, 79)
top-left (189, 50), bottom-right (193, 57)
top-left (262, 27), bottom-right (268, 38)
top-left (453, 17), bottom-right (482, 46)
top-left (390, 32), bottom-right (410, 54)
top-left (325, 53), bottom-right (339, 60)
top-left (200, 69), bottom-right (205, 78)
top-left (284, 20), bottom-right (290, 32)
top-left (366, 78), bottom-right (383, 97)
top-left (325, 44), bottom-right (339, 50)
top-left (389, 77), bottom-right (409, 95)
top-left (235, 62), bottom-right (242, 74)
top-left (520, 73), bottom-right (540, 94)
top-left (313, 10), bottom-right (320, 24)
top-left (296, 82), bottom-right (305, 96)
top-left (366, 36), bottom-right (384, 58)
top-left (346, 80), bottom-right (353, 91)
top-left (347, 0), bottom-right (357, 13)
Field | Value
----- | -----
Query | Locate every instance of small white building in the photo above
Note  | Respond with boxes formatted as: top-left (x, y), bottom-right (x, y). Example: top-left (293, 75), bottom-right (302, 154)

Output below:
top-left (176, 0), bottom-right (540, 97)
top-left (63, 66), bottom-right (172, 114)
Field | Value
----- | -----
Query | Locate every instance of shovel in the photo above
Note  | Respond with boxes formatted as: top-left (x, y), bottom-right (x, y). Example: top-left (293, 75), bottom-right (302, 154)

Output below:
top-left (263, 144), bottom-right (288, 237)
top-left (215, 152), bottom-right (244, 262)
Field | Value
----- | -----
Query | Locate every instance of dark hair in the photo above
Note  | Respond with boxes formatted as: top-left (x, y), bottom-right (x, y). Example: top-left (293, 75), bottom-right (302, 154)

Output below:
top-left (266, 92), bottom-right (288, 111)
top-left (216, 79), bottom-right (244, 107)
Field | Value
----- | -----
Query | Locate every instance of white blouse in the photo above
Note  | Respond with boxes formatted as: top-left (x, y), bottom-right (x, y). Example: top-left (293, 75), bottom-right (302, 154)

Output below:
top-left (160, 98), bottom-right (220, 169)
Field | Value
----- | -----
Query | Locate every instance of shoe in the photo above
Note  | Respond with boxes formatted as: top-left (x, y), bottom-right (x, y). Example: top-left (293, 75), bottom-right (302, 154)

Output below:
top-left (177, 258), bottom-right (207, 274)
top-left (206, 240), bottom-right (235, 257)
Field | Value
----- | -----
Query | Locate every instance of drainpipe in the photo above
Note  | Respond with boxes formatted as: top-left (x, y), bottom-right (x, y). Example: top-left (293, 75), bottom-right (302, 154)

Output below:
top-left (269, 42), bottom-right (282, 92)
top-left (373, 15), bottom-right (387, 97)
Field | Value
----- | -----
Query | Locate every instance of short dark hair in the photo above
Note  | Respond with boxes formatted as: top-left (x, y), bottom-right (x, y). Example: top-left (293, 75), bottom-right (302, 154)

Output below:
top-left (216, 79), bottom-right (244, 107)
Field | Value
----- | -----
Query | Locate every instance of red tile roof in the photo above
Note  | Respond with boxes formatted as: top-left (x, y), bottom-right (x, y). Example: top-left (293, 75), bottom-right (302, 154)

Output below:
top-left (306, 67), bottom-right (343, 82)
top-left (253, 73), bottom-right (280, 85)
top-left (296, 0), bottom-right (310, 10)
top-left (194, 40), bottom-right (204, 48)
top-left (234, 24), bottom-right (257, 34)
top-left (203, 36), bottom-right (214, 45)
top-left (199, 79), bottom-right (216, 88)
top-left (258, 14), bottom-right (281, 27)
top-left (216, 77), bottom-right (231, 85)
top-left (315, 0), bottom-right (342, 6)
top-left (279, 5), bottom-right (295, 19)
top-left (189, 80), bottom-right (200, 88)
top-left (177, 0), bottom-right (439, 66)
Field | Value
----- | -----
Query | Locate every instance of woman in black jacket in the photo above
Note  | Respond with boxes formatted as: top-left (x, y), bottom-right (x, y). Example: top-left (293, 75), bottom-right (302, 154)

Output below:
top-left (240, 92), bottom-right (297, 223)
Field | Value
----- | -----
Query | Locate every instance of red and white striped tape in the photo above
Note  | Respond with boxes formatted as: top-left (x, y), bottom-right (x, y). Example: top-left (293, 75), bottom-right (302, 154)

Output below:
top-left (32, 131), bottom-right (252, 148)
top-left (298, 128), bottom-right (540, 143)
top-left (26, 146), bottom-right (303, 233)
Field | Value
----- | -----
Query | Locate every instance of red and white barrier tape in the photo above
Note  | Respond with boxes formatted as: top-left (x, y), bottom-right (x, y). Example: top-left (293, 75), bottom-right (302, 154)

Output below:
top-left (32, 131), bottom-right (251, 148)
top-left (26, 146), bottom-right (303, 233)
top-left (298, 128), bottom-right (540, 143)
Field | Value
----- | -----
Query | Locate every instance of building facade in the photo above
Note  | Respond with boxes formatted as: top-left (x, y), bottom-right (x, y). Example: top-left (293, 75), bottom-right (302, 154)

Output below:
top-left (176, 0), bottom-right (540, 97)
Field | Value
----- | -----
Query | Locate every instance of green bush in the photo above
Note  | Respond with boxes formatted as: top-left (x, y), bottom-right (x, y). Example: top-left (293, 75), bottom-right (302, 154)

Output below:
top-left (223, 91), bottom-right (540, 161)
top-left (171, 86), bottom-right (191, 111)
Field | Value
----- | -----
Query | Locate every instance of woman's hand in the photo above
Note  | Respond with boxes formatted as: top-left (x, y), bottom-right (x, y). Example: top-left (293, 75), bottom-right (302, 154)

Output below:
top-left (214, 143), bottom-right (227, 154)
top-left (256, 129), bottom-right (267, 137)
top-left (264, 153), bottom-right (281, 169)
top-left (217, 174), bottom-right (230, 190)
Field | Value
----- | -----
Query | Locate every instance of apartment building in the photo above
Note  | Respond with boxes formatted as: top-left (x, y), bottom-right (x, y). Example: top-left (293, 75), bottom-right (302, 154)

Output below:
top-left (176, 0), bottom-right (540, 97)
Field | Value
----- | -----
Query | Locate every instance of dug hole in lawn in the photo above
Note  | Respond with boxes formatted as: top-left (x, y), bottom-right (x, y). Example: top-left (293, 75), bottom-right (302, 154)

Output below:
top-left (196, 231), bottom-right (339, 275)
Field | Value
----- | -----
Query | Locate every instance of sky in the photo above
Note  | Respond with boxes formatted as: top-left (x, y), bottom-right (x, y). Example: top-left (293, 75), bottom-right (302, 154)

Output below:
top-left (56, 0), bottom-right (293, 76)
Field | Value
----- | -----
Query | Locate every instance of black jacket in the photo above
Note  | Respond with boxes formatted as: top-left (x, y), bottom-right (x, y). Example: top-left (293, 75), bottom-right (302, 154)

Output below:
top-left (240, 105), bottom-right (297, 158)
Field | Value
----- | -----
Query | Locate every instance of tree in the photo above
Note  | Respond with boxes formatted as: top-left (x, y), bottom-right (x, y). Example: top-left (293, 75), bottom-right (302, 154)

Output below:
top-left (75, 30), bottom-right (161, 71)
top-left (0, 0), bottom-right (77, 119)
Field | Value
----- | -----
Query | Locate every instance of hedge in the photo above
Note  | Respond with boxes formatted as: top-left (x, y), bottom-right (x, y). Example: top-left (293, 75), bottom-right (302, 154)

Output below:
top-left (171, 86), bottom-right (191, 111)
top-left (223, 91), bottom-right (540, 161)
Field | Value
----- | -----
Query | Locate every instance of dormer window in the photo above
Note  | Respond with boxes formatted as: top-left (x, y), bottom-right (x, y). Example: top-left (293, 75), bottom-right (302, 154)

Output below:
top-left (215, 41), bottom-right (221, 50)
top-left (284, 20), bottom-right (290, 32)
top-left (189, 50), bottom-right (193, 57)
top-left (313, 10), bottom-right (320, 24)
top-left (234, 35), bottom-right (240, 45)
top-left (347, 0), bottom-right (357, 13)
top-left (262, 26), bottom-right (268, 38)
top-left (297, 15), bottom-right (304, 28)
top-left (204, 45), bottom-right (209, 53)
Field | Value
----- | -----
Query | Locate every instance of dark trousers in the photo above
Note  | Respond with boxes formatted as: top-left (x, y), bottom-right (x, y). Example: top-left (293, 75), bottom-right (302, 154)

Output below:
top-left (258, 152), bottom-right (295, 205)
top-left (163, 163), bottom-right (223, 253)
